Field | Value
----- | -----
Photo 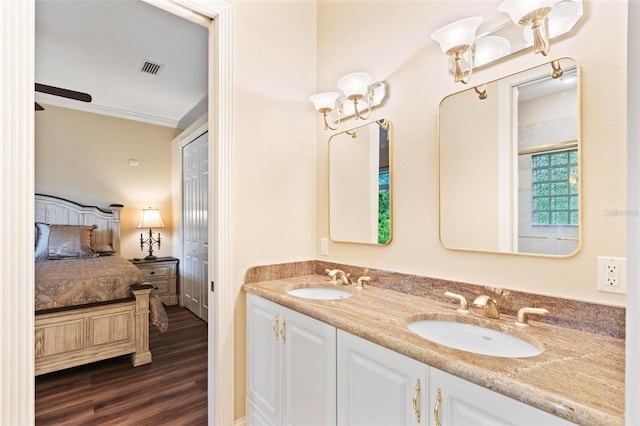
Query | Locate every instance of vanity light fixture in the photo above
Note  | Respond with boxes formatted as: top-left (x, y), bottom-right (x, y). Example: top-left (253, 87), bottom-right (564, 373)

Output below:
top-left (435, 1), bottom-right (581, 83)
top-left (498, 0), bottom-right (561, 56)
top-left (309, 72), bottom-right (388, 131)
top-left (431, 16), bottom-right (484, 84)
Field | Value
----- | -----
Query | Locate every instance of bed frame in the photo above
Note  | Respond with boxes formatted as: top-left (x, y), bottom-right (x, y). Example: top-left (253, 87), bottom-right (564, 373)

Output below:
top-left (34, 194), bottom-right (153, 376)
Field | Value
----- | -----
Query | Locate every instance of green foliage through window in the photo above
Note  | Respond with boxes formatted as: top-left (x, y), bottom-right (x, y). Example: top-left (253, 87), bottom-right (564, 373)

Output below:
top-left (531, 149), bottom-right (578, 226)
top-left (378, 170), bottom-right (390, 243)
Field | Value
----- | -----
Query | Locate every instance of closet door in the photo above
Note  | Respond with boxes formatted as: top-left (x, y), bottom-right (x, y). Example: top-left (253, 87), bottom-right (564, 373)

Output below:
top-left (182, 131), bottom-right (209, 320)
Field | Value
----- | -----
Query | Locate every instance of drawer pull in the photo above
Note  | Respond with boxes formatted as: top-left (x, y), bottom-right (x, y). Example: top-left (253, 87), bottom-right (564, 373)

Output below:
top-left (150, 271), bottom-right (156, 275)
top-left (273, 316), bottom-right (279, 341)
top-left (433, 387), bottom-right (442, 426)
top-left (280, 318), bottom-right (287, 344)
top-left (413, 378), bottom-right (421, 423)
top-left (154, 286), bottom-right (159, 290)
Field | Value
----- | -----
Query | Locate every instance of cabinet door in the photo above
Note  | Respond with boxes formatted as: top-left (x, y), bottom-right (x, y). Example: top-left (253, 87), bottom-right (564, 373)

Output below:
top-left (246, 294), bottom-right (281, 425)
top-left (281, 306), bottom-right (336, 426)
top-left (337, 330), bottom-right (428, 426)
top-left (429, 368), bottom-right (574, 426)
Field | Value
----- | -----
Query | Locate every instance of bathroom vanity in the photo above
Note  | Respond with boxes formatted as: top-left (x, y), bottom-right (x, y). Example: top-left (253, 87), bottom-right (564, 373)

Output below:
top-left (244, 273), bottom-right (624, 426)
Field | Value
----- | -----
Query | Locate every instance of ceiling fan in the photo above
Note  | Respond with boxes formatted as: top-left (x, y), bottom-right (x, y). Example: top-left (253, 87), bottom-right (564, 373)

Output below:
top-left (35, 83), bottom-right (92, 111)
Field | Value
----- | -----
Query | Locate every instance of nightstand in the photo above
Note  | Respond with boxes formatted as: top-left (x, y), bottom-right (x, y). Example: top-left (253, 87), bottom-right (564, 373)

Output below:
top-left (130, 257), bottom-right (179, 306)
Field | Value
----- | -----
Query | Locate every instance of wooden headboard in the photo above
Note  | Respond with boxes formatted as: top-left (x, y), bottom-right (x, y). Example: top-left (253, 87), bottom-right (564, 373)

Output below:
top-left (35, 194), bottom-right (123, 255)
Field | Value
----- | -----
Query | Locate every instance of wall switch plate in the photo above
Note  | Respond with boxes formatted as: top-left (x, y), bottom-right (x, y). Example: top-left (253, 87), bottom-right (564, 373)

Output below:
top-left (597, 256), bottom-right (626, 294)
top-left (320, 237), bottom-right (329, 256)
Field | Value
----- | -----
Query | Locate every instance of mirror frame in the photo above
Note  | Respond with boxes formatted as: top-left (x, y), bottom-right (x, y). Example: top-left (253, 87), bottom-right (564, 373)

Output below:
top-left (328, 118), bottom-right (393, 245)
top-left (437, 58), bottom-right (582, 257)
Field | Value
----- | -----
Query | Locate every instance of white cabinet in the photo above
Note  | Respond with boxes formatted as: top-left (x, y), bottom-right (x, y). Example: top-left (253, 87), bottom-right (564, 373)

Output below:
top-left (429, 368), bottom-right (574, 426)
top-left (246, 295), bottom-right (573, 426)
top-left (246, 294), bottom-right (336, 426)
top-left (337, 330), bottom-right (428, 426)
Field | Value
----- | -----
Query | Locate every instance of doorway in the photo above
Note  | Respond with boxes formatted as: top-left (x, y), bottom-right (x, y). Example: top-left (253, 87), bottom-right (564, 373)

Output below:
top-left (0, 1), bottom-right (235, 424)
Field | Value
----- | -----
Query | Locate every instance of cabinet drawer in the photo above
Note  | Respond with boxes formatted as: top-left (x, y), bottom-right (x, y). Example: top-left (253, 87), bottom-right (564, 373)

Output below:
top-left (140, 265), bottom-right (170, 279)
top-left (151, 281), bottom-right (169, 295)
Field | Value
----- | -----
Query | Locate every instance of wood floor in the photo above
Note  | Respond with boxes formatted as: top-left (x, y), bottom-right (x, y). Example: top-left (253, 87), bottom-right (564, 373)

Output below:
top-left (35, 306), bottom-right (208, 426)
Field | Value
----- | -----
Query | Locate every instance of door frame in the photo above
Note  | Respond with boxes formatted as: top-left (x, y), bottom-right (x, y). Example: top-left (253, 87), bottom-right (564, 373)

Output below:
top-left (142, 2), bottom-right (235, 423)
top-left (0, 0), bottom-right (235, 424)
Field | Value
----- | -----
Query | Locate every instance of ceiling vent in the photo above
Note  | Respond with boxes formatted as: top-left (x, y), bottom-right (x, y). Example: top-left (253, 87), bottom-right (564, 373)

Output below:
top-left (139, 60), bottom-right (164, 76)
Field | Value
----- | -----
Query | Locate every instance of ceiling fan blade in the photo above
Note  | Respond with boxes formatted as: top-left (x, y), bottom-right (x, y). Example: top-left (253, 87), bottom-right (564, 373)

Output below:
top-left (35, 102), bottom-right (45, 111)
top-left (35, 83), bottom-right (92, 103)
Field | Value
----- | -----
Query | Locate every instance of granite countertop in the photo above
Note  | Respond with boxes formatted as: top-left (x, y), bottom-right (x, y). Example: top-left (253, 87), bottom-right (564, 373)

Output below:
top-left (243, 275), bottom-right (625, 426)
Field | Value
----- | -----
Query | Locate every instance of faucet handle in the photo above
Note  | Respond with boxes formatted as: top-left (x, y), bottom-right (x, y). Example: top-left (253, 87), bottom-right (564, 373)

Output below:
top-left (325, 269), bottom-right (339, 284)
top-left (444, 291), bottom-right (469, 313)
top-left (356, 276), bottom-right (371, 289)
top-left (516, 307), bottom-right (549, 326)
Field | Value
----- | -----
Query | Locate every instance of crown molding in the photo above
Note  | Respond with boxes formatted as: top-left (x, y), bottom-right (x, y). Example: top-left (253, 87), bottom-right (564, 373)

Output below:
top-left (35, 92), bottom-right (183, 129)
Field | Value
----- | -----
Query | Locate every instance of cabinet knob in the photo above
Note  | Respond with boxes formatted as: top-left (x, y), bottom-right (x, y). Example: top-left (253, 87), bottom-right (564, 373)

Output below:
top-left (150, 271), bottom-right (156, 275)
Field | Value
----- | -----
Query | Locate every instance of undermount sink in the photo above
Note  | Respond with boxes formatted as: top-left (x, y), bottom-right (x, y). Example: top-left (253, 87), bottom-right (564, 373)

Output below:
top-left (287, 286), bottom-right (352, 301)
top-left (407, 319), bottom-right (542, 358)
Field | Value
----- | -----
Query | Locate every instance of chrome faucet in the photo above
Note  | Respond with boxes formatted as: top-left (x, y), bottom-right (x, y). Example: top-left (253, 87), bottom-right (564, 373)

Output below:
top-left (325, 269), bottom-right (350, 285)
top-left (472, 295), bottom-right (500, 319)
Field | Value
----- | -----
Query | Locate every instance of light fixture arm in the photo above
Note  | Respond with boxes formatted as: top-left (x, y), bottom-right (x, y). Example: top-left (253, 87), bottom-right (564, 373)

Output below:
top-left (322, 110), bottom-right (340, 131)
top-left (353, 86), bottom-right (374, 120)
top-left (452, 46), bottom-right (474, 84)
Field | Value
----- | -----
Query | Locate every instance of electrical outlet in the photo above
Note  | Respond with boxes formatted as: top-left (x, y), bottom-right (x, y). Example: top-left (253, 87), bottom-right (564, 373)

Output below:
top-left (320, 237), bottom-right (329, 256)
top-left (597, 256), bottom-right (626, 294)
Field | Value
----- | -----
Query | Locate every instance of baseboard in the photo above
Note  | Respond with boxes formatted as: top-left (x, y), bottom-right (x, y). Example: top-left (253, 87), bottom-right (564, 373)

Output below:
top-left (234, 416), bottom-right (246, 426)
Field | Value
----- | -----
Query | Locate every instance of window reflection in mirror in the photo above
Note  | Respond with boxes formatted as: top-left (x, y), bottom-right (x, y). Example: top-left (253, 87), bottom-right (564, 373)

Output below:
top-left (329, 119), bottom-right (392, 245)
top-left (439, 58), bottom-right (580, 256)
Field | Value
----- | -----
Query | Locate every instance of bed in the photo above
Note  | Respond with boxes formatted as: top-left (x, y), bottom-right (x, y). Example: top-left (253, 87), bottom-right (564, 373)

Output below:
top-left (34, 194), bottom-right (168, 376)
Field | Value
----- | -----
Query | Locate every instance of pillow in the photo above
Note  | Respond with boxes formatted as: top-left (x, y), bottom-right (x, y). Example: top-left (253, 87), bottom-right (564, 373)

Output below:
top-left (35, 222), bottom-right (51, 260)
top-left (93, 243), bottom-right (116, 256)
top-left (47, 224), bottom-right (97, 259)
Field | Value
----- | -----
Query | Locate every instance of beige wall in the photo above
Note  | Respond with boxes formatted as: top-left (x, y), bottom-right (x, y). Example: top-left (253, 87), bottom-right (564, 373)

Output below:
top-left (316, 0), bottom-right (627, 306)
top-left (35, 105), bottom-right (178, 259)
top-left (230, 0), bottom-right (318, 418)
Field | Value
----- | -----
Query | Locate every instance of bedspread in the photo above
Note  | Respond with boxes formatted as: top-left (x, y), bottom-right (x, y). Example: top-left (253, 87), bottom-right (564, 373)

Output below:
top-left (36, 256), bottom-right (168, 332)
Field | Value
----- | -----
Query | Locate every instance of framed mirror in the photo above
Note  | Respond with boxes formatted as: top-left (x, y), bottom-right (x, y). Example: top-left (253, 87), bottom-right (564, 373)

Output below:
top-left (329, 118), bottom-right (392, 245)
top-left (439, 58), bottom-right (580, 256)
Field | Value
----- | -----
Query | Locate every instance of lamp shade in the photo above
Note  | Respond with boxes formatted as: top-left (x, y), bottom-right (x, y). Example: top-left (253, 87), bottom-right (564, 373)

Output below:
top-left (497, 0), bottom-right (560, 23)
top-left (474, 36), bottom-right (512, 67)
top-left (309, 92), bottom-right (340, 112)
top-left (523, 1), bottom-right (581, 44)
top-left (137, 208), bottom-right (165, 229)
top-left (337, 72), bottom-right (372, 98)
top-left (431, 16), bottom-right (484, 54)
